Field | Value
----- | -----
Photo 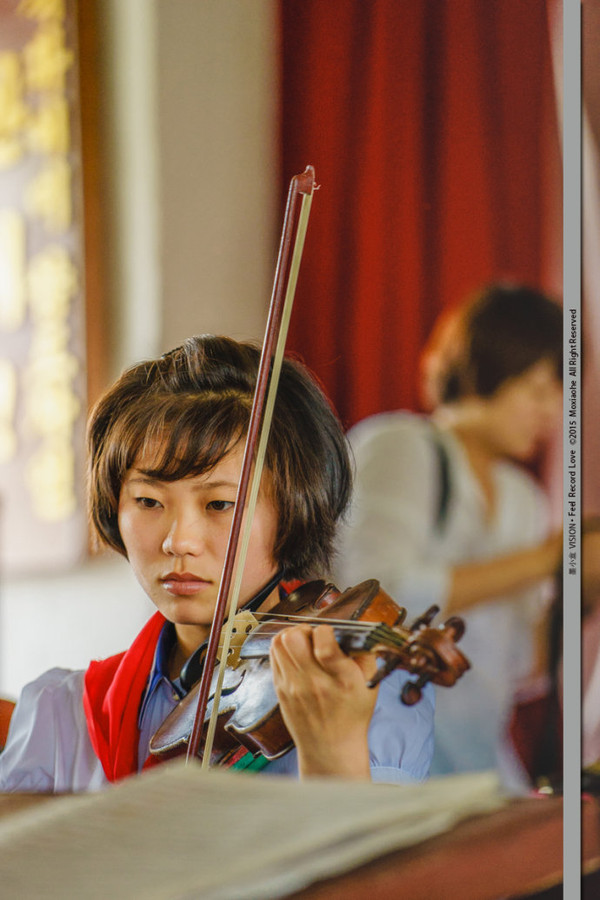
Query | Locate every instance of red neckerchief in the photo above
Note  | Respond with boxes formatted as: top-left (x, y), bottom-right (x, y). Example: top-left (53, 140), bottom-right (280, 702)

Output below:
top-left (83, 611), bottom-right (166, 783)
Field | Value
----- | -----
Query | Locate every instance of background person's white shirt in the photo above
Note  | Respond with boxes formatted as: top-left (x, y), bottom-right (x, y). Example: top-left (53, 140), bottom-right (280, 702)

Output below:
top-left (334, 412), bottom-right (551, 790)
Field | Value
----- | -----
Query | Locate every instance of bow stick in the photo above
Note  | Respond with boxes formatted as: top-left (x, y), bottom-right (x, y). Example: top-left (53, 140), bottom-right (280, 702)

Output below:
top-left (187, 167), bottom-right (318, 767)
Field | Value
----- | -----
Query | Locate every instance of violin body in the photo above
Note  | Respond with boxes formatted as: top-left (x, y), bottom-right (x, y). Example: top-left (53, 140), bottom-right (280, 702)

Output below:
top-left (149, 579), bottom-right (470, 764)
top-left (149, 652), bottom-right (286, 764)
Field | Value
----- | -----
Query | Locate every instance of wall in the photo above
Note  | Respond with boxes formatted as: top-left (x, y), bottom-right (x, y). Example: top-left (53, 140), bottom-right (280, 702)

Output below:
top-left (156, 0), bottom-right (279, 352)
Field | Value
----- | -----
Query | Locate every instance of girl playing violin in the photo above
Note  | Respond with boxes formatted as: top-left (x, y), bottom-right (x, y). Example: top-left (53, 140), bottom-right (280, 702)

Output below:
top-left (0, 335), bottom-right (434, 792)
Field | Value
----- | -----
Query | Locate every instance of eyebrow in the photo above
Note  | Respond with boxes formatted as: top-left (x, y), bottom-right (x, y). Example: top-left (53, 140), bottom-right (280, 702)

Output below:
top-left (125, 472), bottom-right (239, 490)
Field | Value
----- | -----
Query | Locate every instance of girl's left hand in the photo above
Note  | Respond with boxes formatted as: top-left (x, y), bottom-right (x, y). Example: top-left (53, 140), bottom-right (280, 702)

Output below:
top-left (269, 623), bottom-right (379, 779)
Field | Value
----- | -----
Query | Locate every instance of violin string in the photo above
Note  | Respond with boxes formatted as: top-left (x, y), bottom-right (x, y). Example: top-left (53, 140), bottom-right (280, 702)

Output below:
top-left (245, 618), bottom-right (381, 632)
top-left (237, 619), bottom-right (411, 651)
top-left (252, 616), bottom-right (410, 640)
top-left (249, 611), bottom-right (389, 629)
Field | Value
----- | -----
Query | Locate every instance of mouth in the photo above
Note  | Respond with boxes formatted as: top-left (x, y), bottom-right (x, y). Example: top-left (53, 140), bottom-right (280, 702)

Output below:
top-left (160, 573), bottom-right (212, 597)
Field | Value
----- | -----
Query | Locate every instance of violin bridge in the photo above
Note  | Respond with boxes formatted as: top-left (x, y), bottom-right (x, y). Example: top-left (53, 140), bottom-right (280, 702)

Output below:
top-left (218, 611), bottom-right (260, 669)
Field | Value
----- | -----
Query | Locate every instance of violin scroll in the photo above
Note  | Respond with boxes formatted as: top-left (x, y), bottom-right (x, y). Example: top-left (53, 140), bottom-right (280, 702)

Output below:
top-left (365, 600), bottom-right (470, 705)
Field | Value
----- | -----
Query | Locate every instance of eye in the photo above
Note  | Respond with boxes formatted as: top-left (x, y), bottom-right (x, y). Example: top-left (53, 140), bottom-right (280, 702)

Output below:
top-left (207, 499), bottom-right (234, 512)
top-left (135, 497), bottom-right (162, 509)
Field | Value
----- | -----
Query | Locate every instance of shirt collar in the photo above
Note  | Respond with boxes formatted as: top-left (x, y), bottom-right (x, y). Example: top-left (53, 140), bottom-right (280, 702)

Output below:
top-left (138, 621), bottom-right (184, 726)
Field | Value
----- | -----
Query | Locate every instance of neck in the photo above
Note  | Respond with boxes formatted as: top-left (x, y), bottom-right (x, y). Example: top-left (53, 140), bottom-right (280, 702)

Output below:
top-left (170, 622), bottom-right (211, 679)
top-left (436, 407), bottom-right (500, 521)
top-left (169, 638), bottom-right (194, 681)
top-left (434, 404), bottom-right (500, 467)
top-left (452, 425), bottom-right (498, 471)
top-left (435, 404), bottom-right (504, 522)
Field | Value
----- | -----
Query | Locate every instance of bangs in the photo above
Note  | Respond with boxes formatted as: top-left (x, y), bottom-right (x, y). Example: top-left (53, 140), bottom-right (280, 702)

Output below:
top-left (110, 391), bottom-right (251, 482)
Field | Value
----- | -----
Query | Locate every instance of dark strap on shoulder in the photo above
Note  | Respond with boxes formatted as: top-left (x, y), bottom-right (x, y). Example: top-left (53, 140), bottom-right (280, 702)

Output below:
top-left (429, 426), bottom-right (452, 534)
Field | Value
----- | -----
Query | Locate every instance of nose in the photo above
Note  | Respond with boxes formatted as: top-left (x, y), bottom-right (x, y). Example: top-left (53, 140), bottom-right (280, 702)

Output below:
top-left (161, 512), bottom-right (205, 558)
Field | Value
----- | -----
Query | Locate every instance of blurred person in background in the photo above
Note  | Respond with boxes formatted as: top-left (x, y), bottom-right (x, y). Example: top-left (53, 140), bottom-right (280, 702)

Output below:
top-left (334, 283), bottom-right (563, 790)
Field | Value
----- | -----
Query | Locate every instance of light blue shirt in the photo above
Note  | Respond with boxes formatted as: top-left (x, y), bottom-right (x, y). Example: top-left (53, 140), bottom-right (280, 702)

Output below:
top-left (0, 623), bottom-right (434, 793)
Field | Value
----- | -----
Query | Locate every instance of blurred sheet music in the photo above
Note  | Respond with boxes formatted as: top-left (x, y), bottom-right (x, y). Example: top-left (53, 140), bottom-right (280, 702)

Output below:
top-left (0, 762), bottom-right (505, 899)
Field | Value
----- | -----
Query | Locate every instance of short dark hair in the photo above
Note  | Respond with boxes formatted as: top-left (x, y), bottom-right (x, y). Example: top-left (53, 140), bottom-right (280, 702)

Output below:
top-left (88, 335), bottom-right (352, 579)
top-left (420, 283), bottom-right (563, 408)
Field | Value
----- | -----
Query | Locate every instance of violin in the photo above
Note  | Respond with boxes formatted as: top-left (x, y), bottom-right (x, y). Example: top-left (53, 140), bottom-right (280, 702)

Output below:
top-left (149, 578), bottom-right (470, 764)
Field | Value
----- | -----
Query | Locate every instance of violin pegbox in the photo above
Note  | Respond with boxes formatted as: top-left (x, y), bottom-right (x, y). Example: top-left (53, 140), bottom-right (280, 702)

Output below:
top-left (397, 607), bottom-right (471, 705)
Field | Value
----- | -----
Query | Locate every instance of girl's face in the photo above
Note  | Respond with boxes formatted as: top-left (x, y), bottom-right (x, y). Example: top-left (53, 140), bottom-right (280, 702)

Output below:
top-left (476, 358), bottom-right (562, 460)
top-left (118, 443), bottom-right (279, 655)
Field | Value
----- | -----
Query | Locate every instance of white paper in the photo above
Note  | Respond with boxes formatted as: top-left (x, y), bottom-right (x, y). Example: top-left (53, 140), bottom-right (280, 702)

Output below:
top-left (0, 761), bottom-right (506, 900)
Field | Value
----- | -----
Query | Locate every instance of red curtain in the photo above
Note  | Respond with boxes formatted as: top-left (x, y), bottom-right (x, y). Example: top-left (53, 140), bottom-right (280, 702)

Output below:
top-left (279, 0), bottom-right (562, 429)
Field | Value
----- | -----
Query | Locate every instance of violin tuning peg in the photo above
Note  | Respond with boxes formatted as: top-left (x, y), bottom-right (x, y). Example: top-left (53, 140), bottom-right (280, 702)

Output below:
top-left (367, 657), bottom-right (399, 689)
top-left (401, 678), bottom-right (426, 706)
top-left (442, 616), bottom-right (465, 642)
top-left (409, 605), bottom-right (440, 632)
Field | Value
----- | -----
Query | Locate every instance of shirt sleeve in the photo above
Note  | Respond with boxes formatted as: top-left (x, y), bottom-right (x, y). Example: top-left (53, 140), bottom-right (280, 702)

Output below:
top-left (261, 669), bottom-right (435, 784)
top-left (368, 670), bottom-right (435, 783)
top-left (334, 414), bottom-right (452, 612)
top-left (0, 668), bottom-right (106, 793)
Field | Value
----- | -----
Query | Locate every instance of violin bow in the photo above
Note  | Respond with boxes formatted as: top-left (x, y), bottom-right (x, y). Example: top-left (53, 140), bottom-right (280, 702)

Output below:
top-left (187, 167), bottom-right (318, 767)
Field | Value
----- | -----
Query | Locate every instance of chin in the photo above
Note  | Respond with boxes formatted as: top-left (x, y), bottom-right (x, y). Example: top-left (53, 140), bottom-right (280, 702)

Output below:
top-left (508, 441), bottom-right (537, 462)
top-left (161, 596), bottom-right (213, 624)
top-left (175, 618), bottom-right (212, 630)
